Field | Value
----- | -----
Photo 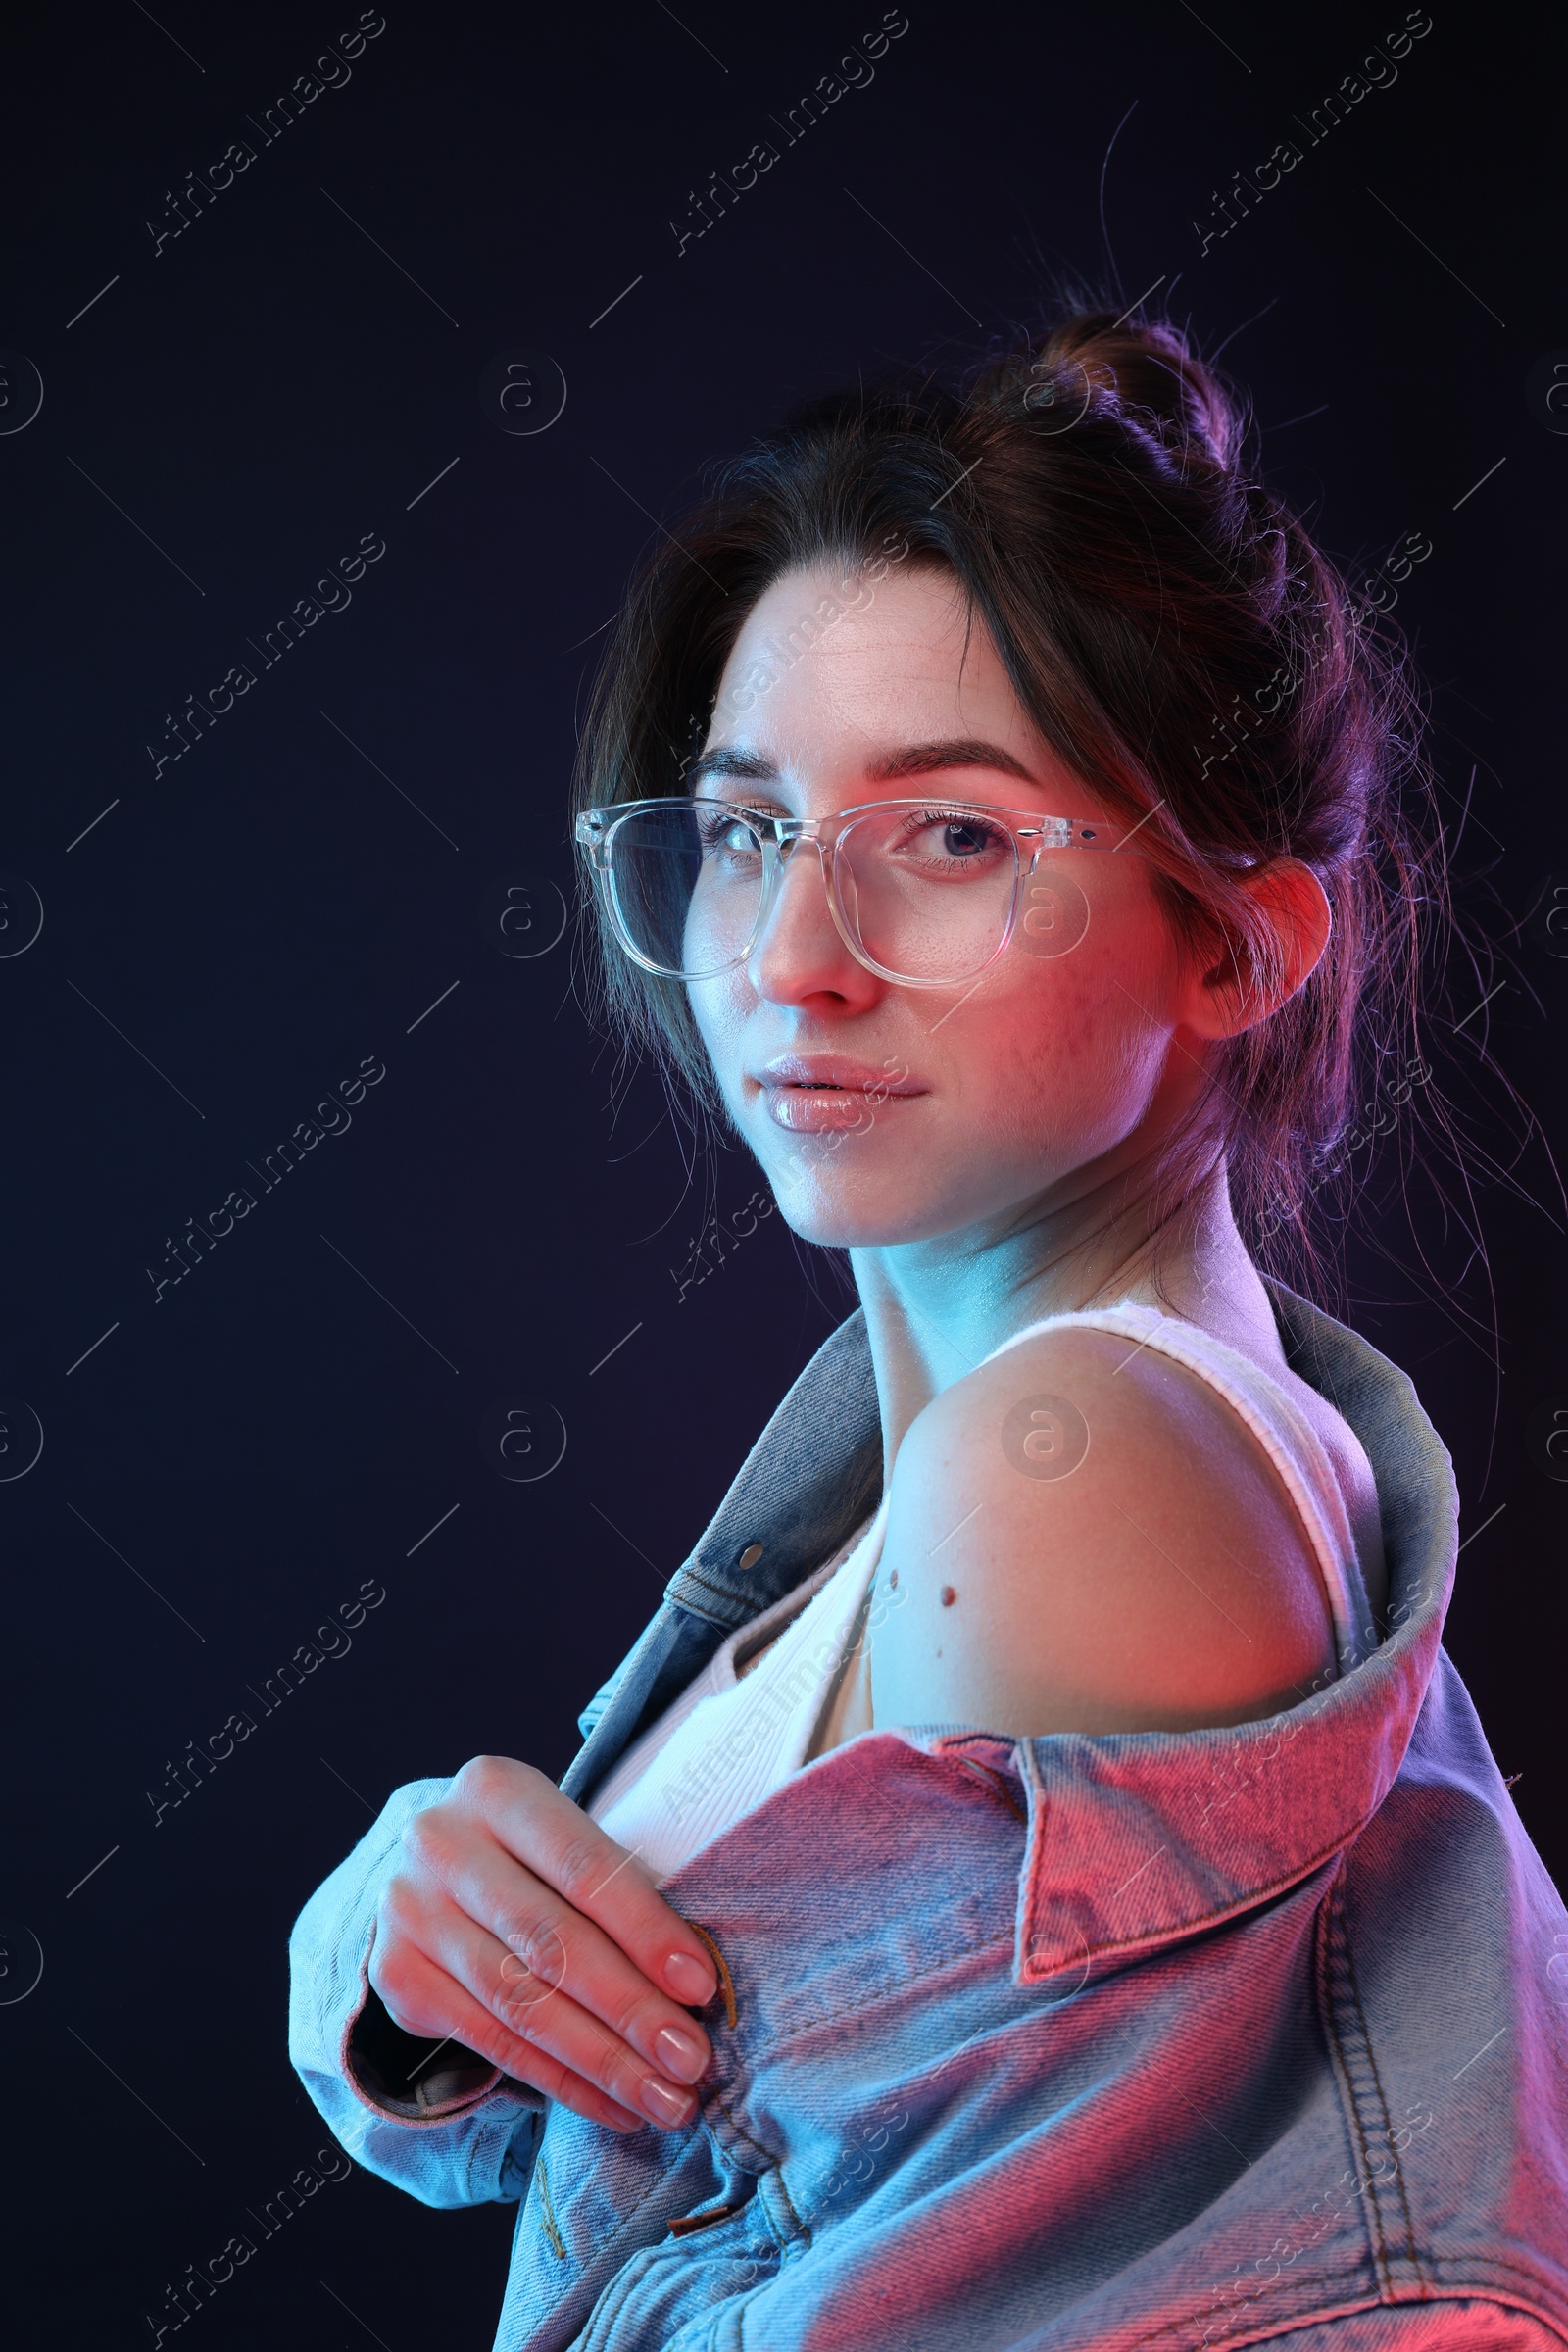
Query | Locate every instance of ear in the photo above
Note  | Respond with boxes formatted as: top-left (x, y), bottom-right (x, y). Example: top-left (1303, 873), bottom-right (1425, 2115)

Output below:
top-left (1182, 858), bottom-right (1332, 1041)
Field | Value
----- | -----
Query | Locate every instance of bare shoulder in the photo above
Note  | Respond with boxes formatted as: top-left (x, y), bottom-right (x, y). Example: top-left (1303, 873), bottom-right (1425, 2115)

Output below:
top-left (870, 1323), bottom-right (1342, 1739)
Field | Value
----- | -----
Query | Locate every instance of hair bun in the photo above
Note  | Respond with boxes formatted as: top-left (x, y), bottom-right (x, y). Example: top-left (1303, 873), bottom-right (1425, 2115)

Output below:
top-left (1018, 310), bottom-right (1243, 472)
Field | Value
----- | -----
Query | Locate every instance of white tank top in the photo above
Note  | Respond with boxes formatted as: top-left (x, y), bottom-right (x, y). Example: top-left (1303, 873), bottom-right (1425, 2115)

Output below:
top-left (588, 1303), bottom-right (1375, 1885)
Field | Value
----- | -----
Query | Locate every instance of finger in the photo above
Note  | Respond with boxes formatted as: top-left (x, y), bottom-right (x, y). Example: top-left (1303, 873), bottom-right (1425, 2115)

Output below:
top-left (373, 1939), bottom-right (649, 2133)
top-left (495, 1968), bottom-right (702, 2132)
top-left (404, 1818), bottom-right (714, 2082)
top-left (459, 1855), bottom-right (714, 2088)
top-left (454, 1760), bottom-right (719, 2005)
top-left (419, 1897), bottom-right (704, 2132)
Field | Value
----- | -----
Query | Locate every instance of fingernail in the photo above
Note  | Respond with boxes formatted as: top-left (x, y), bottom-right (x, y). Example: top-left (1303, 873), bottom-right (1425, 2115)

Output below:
top-left (641, 2075), bottom-right (696, 2126)
top-left (655, 2023), bottom-right (707, 2083)
top-left (664, 1949), bottom-right (716, 2004)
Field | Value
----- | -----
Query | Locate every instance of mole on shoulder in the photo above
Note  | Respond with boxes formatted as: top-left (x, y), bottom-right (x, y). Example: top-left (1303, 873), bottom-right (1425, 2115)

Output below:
top-left (940, 1585), bottom-right (956, 1607)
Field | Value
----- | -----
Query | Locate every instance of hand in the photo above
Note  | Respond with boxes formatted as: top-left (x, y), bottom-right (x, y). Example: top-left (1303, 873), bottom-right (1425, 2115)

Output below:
top-left (369, 1755), bottom-right (719, 2133)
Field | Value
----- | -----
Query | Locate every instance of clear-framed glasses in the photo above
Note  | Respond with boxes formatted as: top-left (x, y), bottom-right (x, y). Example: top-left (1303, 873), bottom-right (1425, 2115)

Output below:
top-left (574, 795), bottom-right (1143, 989)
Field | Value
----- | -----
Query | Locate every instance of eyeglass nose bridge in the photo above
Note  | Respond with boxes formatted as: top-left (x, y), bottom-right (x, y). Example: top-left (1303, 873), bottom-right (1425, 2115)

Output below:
top-left (766, 811), bottom-right (827, 854)
top-left (748, 817), bottom-right (869, 971)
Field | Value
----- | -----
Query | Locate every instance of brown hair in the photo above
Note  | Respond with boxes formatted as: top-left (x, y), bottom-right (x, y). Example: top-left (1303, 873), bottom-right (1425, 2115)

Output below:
top-left (569, 306), bottom-right (1448, 1290)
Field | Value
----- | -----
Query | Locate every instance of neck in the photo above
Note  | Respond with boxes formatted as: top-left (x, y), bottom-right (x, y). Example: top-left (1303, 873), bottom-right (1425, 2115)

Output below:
top-left (849, 1153), bottom-right (1278, 1483)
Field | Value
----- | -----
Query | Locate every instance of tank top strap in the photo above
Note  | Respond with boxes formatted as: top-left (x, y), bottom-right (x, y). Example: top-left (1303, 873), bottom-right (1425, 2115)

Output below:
top-left (975, 1303), bottom-right (1375, 1674)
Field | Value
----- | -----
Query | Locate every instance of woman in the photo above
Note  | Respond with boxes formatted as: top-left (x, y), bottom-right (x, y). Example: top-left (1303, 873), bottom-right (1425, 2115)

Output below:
top-left (290, 311), bottom-right (1568, 2347)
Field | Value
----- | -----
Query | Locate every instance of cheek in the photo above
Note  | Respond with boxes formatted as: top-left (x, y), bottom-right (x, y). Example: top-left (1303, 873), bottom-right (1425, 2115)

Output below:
top-left (688, 976), bottom-right (753, 1102)
top-left (967, 927), bottom-right (1169, 1133)
top-left (988, 994), bottom-right (1107, 1136)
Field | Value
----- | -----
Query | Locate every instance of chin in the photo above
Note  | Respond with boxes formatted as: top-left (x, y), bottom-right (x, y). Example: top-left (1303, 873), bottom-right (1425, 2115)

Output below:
top-left (765, 1165), bottom-right (956, 1251)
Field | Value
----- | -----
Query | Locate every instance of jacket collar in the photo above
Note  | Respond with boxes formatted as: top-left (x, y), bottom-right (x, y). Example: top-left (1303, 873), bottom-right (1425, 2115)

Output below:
top-left (662, 1303), bottom-right (885, 1631)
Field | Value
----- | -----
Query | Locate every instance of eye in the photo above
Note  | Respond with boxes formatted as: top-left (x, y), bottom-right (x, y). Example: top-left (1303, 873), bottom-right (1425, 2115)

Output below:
top-left (936, 816), bottom-right (997, 859)
top-left (694, 801), bottom-right (767, 857)
top-left (889, 807), bottom-right (1010, 871)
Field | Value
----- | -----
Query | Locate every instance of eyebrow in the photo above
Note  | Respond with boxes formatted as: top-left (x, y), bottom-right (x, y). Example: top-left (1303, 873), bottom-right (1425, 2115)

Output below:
top-left (686, 737), bottom-right (1041, 791)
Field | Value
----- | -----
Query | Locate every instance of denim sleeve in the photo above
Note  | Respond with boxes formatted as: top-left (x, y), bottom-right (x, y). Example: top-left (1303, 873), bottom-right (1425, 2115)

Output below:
top-left (287, 1773), bottom-right (545, 2210)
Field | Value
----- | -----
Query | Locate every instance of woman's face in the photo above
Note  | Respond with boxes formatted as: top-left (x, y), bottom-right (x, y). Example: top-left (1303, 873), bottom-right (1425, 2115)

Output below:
top-left (686, 559), bottom-right (1212, 1250)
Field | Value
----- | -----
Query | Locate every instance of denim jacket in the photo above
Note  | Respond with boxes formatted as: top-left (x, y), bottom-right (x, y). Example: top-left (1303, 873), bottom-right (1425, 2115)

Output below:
top-left (289, 1281), bottom-right (1568, 2349)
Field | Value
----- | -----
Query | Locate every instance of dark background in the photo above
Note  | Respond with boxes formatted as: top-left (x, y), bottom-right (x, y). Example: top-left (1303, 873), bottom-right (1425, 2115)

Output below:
top-left (1, 1), bottom-right (1563, 2343)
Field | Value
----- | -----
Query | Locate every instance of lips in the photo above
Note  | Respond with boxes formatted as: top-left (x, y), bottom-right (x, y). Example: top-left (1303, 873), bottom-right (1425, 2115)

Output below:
top-left (753, 1054), bottom-right (925, 1134)
top-left (756, 1055), bottom-right (924, 1094)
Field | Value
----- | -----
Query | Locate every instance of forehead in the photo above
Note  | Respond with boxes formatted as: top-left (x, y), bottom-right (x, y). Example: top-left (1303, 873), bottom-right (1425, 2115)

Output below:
top-left (718, 560), bottom-right (1007, 714)
top-left (704, 560), bottom-right (1075, 799)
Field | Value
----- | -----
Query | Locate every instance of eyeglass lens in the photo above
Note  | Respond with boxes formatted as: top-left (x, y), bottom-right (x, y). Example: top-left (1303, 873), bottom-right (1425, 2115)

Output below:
top-left (606, 801), bottom-right (1023, 985)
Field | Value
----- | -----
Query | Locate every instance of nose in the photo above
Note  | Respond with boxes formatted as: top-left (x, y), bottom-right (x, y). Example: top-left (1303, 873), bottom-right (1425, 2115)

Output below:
top-left (745, 836), bottom-right (881, 1009)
